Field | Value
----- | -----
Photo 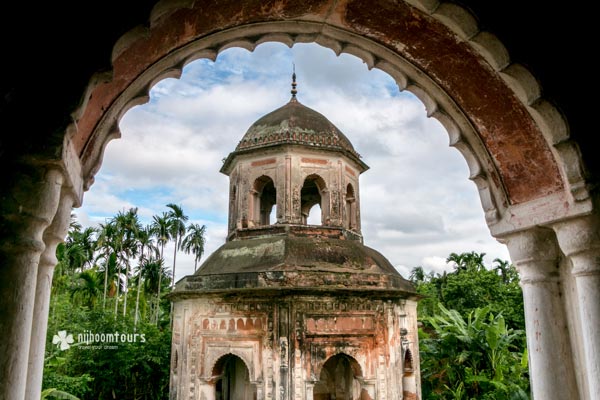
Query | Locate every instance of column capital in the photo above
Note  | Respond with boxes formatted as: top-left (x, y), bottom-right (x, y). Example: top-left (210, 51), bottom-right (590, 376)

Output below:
top-left (553, 214), bottom-right (600, 276)
top-left (39, 193), bottom-right (75, 269)
top-left (553, 213), bottom-right (600, 398)
top-left (499, 228), bottom-right (559, 284)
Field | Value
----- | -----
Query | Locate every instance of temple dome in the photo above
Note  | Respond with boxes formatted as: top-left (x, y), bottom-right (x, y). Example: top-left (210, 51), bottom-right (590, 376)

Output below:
top-left (175, 228), bottom-right (415, 295)
top-left (234, 98), bottom-right (360, 158)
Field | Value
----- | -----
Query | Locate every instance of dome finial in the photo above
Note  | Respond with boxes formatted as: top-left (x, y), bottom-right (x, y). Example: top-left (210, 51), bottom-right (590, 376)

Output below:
top-left (291, 63), bottom-right (298, 100)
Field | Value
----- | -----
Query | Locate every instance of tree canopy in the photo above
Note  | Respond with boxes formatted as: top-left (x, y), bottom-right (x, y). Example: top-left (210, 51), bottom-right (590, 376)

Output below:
top-left (44, 205), bottom-right (205, 399)
top-left (410, 252), bottom-right (529, 399)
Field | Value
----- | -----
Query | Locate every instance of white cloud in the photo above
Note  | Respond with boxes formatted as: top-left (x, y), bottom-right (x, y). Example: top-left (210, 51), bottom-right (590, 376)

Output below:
top-left (78, 42), bottom-right (510, 283)
top-left (421, 256), bottom-right (453, 274)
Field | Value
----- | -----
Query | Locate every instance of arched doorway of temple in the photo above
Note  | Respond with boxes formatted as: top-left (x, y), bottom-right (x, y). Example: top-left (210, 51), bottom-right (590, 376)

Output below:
top-left (314, 354), bottom-right (363, 400)
top-left (213, 354), bottom-right (255, 400)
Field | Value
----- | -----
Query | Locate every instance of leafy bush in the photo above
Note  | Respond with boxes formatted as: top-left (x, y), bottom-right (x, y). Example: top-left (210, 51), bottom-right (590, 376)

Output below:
top-left (420, 305), bottom-right (529, 400)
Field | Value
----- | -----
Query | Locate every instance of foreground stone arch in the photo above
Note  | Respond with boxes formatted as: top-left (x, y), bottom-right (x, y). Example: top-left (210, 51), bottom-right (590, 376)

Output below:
top-left (74, 2), bottom-right (590, 230)
top-left (0, 1), bottom-right (598, 399)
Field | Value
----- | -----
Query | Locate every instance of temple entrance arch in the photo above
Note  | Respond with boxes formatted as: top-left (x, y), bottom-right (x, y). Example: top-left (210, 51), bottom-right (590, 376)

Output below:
top-left (314, 354), bottom-right (363, 400)
top-left (212, 354), bottom-right (255, 400)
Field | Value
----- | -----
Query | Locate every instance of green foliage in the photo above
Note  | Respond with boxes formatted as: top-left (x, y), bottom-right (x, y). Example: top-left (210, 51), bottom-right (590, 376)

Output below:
top-left (70, 269), bottom-right (103, 309)
top-left (43, 349), bottom-right (93, 398)
top-left (45, 289), bottom-right (172, 399)
top-left (44, 206), bottom-right (186, 399)
top-left (411, 253), bottom-right (525, 330)
top-left (41, 388), bottom-right (82, 400)
top-left (410, 252), bottom-right (529, 399)
top-left (42, 375), bottom-right (92, 398)
top-left (51, 211), bottom-right (529, 400)
top-left (420, 305), bottom-right (529, 399)
top-left (64, 311), bottom-right (171, 399)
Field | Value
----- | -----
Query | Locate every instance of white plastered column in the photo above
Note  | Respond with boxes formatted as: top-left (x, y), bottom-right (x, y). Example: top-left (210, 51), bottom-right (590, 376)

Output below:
top-left (0, 167), bottom-right (65, 400)
top-left (553, 215), bottom-right (600, 400)
top-left (25, 191), bottom-right (75, 399)
top-left (503, 228), bottom-right (580, 399)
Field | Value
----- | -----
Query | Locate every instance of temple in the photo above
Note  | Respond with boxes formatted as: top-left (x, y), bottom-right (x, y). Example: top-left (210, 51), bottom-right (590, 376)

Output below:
top-left (169, 75), bottom-right (421, 400)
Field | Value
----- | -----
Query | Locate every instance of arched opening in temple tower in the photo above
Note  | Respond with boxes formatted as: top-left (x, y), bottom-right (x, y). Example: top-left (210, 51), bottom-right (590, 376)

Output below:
top-left (402, 349), bottom-right (417, 399)
top-left (314, 354), bottom-right (363, 400)
top-left (213, 354), bottom-right (255, 400)
top-left (229, 185), bottom-right (237, 231)
top-left (301, 174), bottom-right (327, 226)
top-left (345, 184), bottom-right (357, 230)
top-left (252, 175), bottom-right (277, 227)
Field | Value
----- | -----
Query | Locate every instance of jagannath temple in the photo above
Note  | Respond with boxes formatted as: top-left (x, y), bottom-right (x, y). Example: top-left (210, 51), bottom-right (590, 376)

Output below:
top-left (169, 73), bottom-right (420, 400)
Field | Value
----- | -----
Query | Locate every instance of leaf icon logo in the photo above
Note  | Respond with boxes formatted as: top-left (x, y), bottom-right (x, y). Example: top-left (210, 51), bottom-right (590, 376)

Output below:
top-left (52, 330), bottom-right (74, 350)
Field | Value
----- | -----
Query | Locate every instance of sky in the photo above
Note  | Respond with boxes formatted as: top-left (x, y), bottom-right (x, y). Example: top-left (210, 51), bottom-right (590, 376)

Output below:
top-left (76, 42), bottom-right (510, 281)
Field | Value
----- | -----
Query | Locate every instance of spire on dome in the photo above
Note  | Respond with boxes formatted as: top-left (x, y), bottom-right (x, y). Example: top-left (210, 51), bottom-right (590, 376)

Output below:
top-left (291, 63), bottom-right (298, 101)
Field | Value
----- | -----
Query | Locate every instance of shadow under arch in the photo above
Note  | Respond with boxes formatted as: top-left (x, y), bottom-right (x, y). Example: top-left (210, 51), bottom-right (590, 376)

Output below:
top-left (314, 353), bottom-right (364, 400)
top-left (345, 182), bottom-right (356, 230)
top-left (211, 353), bottom-right (256, 400)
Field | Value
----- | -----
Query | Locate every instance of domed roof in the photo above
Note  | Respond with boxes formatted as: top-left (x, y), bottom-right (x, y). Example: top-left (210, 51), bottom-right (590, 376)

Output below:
top-left (234, 98), bottom-right (360, 158)
top-left (170, 233), bottom-right (416, 296)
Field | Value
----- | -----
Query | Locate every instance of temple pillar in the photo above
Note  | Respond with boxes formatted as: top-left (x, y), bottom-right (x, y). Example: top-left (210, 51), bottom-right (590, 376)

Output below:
top-left (25, 192), bottom-right (74, 399)
top-left (503, 228), bottom-right (579, 399)
top-left (553, 215), bottom-right (600, 400)
top-left (0, 167), bottom-right (65, 400)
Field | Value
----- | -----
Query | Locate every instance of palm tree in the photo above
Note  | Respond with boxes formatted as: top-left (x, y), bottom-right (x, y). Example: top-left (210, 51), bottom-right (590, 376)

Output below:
top-left (113, 208), bottom-right (141, 317)
top-left (68, 212), bottom-right (82, 233)
top-left (446, 252), bottom-right (467, 272)
top-left (56, 240), bottom-right (87, 278)
top-left (96, 221), bottom-right (118, 309)
top-left (434, 271), bottom-right (448, 303)
top-left (409, 266), bottom-right (426, 283)
top-left (51, 241), bottom-right (86, 323)
top-left (70, 269), bottom-right (102, 308)
top-left (140, 257), bottom-right (167, 295)
top-left (151, 212), bottom-right (171, 324)
top-left (140, 257), bottom-right (170, 324)
top-left (134, 226), bottom-right (157, 328)
top-left (70, 226), bottom-right (97, 270)
top-left (493, 258), bottom-right (512, 284)
top-left (446, 251), bottom-right (486, 273)
top-left (110, 208), bottom-right (141, 317)
top-left (181, 223), bottom-right (207, 272)
top-left (109, 221), bottom-right (124, 316)
top-left (151, 212), bottom-right (171, 260)
top-left (166, 203), bottom-right (188, 288)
